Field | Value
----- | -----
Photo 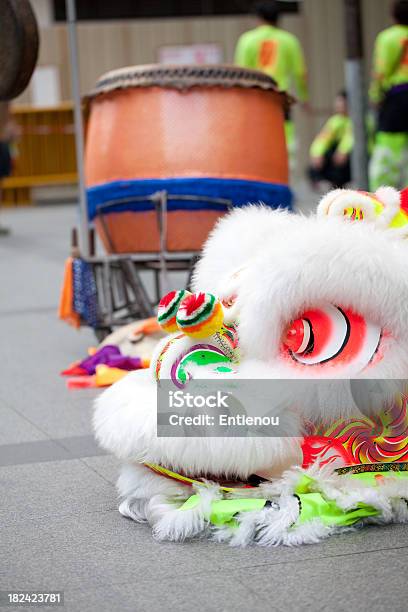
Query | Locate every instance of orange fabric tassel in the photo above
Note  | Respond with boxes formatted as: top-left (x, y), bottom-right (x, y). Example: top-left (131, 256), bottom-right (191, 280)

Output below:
top-left (58, 257), bottom-right (81, 328)
top-left (131, 317), bottom-right (161, 336)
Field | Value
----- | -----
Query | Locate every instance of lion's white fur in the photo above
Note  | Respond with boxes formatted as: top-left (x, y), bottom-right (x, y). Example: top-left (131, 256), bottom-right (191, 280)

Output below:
top-left (94, 198), bottom-right (408, 544)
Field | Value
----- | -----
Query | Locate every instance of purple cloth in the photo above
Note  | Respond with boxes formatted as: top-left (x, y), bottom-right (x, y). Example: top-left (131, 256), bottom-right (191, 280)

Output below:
top-left (79, 345), bottom-right (142, 375)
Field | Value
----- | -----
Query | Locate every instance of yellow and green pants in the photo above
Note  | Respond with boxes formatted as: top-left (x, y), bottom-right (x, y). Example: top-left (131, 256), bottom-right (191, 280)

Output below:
top-left (370, 131), bottom-right (408, 191)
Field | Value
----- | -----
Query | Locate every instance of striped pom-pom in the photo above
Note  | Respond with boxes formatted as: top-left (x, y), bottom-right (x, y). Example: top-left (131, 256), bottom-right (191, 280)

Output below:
top-left (176, 292), bottom-right (224, 338)
top-left (157, 290), bottom-right (191, 333)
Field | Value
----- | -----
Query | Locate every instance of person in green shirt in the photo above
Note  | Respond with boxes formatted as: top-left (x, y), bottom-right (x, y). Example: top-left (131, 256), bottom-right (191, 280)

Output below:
top-left (369, 0), bottom-right (408, 190)
top-left (234, 1), bottom-right (308, 171)
top-left (308, 91), bottom-right (352, 190)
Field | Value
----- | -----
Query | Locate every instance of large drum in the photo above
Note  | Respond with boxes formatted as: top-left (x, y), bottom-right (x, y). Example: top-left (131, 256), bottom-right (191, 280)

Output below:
top-left (85, 65), bottom-right (291, 253)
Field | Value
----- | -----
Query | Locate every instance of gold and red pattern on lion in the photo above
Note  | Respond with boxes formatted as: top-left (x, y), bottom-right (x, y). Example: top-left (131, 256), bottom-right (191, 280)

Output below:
top-left (302, 395), bottom-right (408, 469)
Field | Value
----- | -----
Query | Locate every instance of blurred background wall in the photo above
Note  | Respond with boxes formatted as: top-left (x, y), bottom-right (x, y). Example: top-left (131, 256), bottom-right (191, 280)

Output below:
top-left (16, 0), bottom-right (395, 179)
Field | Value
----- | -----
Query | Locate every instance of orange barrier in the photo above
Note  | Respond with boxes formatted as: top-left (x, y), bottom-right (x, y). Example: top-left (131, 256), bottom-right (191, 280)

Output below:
top-left (1, 103), bottom-right (78, 205)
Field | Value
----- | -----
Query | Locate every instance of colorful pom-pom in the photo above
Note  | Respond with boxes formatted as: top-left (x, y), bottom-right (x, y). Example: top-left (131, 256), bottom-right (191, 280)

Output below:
top-left (176, 292), bottom-right (224, 338)
top-left (157, 290), bottom-right (191, 332)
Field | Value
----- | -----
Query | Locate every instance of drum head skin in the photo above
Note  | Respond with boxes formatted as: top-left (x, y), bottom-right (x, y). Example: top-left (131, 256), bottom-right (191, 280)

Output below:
top-left (0, 0), bottom-right (39, 101)
top-left (87, 64), bottom-right (291, 109)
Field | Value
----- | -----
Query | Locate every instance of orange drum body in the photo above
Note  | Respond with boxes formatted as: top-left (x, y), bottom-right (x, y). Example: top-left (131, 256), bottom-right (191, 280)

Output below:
top-left (85, 65), bottom-right (291, 253)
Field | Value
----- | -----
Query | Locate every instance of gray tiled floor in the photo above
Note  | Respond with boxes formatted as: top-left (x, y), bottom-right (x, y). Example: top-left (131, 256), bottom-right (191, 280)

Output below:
top-left (1, 198), bottom-right (407, 612)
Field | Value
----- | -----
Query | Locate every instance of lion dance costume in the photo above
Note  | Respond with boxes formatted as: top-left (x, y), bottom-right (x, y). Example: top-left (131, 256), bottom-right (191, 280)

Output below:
top-left (94, 186), bottom-right (408, 546)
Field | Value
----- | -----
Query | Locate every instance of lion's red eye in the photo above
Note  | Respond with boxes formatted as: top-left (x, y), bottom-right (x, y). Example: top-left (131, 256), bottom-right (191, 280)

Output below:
top-left (282, 304), bottom-right (381, 369)
top-left (283, 318), bottom-right (312, 354)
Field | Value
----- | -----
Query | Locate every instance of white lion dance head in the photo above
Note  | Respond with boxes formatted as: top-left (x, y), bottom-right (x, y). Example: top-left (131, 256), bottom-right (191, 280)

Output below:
top-left (93, 186), bottom-right (408, 545)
